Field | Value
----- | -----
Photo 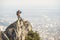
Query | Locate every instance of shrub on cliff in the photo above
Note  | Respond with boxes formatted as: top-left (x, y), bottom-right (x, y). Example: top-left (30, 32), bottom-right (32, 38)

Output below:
top-left (25, 31), bottom-right (40, 40)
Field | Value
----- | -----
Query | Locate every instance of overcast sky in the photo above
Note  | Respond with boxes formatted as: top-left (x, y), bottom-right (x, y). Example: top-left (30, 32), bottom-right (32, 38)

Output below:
top-left (0, 0), bottom-right (60, 20)
top-left (0, 0), bottom-right (60, 9)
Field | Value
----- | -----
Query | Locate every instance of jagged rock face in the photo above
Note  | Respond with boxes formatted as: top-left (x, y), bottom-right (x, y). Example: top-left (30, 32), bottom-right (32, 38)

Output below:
top-left (0, 31), bottom-right (2, 40)
top-left (4, 17), bottom-right (32, 40)
top-left (0, 31), bottom-right (9, 40)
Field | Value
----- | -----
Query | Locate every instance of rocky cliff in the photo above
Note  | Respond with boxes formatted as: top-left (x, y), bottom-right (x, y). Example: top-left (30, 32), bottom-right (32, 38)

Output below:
top-left (0, 17), bottom-right (32, 40)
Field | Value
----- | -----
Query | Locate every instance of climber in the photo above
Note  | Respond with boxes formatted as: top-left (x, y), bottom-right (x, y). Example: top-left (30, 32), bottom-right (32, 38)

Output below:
top-left (16, 10), bottom-right (22, 17)
top-left (16, 10), bottom-right (22, 20)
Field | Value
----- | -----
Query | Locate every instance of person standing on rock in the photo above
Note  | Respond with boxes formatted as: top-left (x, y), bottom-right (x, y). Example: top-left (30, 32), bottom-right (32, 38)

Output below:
top-left (4, 10), bottom-right (32, 40)
top-left (16, 10), bottom-right (24, 40)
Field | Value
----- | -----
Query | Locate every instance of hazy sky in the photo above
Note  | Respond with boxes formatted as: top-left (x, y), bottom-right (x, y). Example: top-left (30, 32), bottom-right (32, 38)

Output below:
top-left (0, 0), bottom-right (60, 20)
top-left (0, 0), bottom-right (60, 9)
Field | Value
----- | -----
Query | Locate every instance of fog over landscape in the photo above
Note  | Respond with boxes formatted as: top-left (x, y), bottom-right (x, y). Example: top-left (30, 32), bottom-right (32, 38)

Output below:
top-left (0, 0), bottom-right (60, 40)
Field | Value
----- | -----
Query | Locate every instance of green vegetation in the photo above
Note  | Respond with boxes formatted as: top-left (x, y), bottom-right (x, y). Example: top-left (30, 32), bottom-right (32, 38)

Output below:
top-left (25, 31), bottom-right (41, 40)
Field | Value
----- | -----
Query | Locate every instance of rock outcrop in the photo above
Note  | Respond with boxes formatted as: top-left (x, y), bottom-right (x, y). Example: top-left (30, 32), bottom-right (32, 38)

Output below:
top-left (0, 10), bottom-right (32, 40)
top-left (0, 17), bottom-right (32, 40)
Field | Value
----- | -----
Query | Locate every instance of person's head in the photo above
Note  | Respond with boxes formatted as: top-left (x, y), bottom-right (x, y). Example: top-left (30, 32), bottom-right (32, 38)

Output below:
top-left (16, 10), bottom-right (22, 16)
